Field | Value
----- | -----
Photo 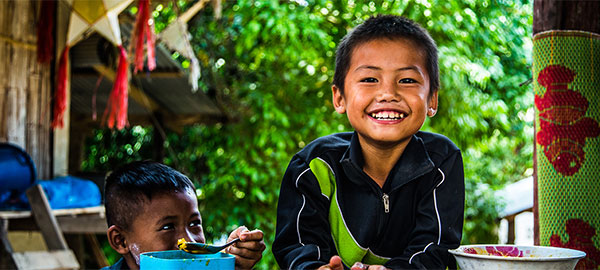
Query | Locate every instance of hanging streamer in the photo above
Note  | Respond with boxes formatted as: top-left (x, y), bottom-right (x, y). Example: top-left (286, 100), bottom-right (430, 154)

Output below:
top-left (132, 0), bottom-right (156, 73)
top-left (105, 45), bottom-right (129, 130)
top-left (146, 15), bottom-right (156, 71)
top-left (53, 0), bottom-right (133, 130)
top-left (51, 46), bottom-right (70, 128)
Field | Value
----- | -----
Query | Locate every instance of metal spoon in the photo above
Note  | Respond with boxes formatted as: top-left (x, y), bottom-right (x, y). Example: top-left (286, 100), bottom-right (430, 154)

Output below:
top-left (177, 238), bottom-right (241, 254)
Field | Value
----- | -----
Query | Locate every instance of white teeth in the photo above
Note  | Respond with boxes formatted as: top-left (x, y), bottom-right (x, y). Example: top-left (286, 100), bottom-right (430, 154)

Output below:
top-left (371, 111), bottom-right (405, 120)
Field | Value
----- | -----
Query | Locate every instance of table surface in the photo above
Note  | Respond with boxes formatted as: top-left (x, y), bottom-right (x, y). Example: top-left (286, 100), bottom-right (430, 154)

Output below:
top-left (0, 205), bottom-right (107, 234)
top-left (0, 205), bottom-right (105, 219)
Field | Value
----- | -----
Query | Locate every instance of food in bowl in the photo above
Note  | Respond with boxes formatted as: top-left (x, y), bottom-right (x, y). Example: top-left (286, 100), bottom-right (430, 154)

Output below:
top-left (449, 245), bottom-right (586, 270)
top-left (140, 250), bottom-right (234, 270)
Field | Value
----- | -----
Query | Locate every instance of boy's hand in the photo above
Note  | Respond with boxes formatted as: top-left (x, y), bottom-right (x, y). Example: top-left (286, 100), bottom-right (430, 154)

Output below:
top-left (317, 255), bottom-right (344, 270)
top-left (226, 226), bottom-right (266, 270)
top-left (350, 262), bottom-right (389, 270)
top-left (316, 257), bottom-right (389, 270)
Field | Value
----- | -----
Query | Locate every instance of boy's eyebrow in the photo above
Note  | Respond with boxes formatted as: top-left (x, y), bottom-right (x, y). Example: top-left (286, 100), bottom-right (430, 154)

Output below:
top-left (156, 215), bottom-right (177, 225)
top-left (354, 65), bottom-right (420, 72)
top-left (190, 212), bottom-right (201, 224)
top-left (154, 212), bottom-right (201, 225)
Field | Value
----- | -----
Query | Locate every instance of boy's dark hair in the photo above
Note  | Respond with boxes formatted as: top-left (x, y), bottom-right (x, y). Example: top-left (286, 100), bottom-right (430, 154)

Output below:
top-left (104, 161), bottom-right (195, 231)
top-left (333, 15), bottom-right (439, 95)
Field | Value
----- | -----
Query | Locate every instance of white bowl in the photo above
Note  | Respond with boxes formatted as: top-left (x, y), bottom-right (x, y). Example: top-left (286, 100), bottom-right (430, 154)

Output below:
top-left (449, 245), bottom-right (586, 270)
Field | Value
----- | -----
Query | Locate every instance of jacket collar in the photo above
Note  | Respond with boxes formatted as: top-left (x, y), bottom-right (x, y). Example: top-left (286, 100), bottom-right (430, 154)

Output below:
top-left (340, 132), bottom-right (434, 190)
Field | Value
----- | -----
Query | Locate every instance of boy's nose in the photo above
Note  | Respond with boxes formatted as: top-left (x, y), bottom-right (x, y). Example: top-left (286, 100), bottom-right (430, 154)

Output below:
top-left (376, 82), bottom-right (399, 102)
top-left (178, 231), bottom-right (197, 243)
top-left (174, 232), bottom-right (198, 250)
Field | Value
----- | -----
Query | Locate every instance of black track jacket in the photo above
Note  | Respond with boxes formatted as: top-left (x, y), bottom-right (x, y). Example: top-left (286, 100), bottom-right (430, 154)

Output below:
top-left (273, 131), bottom-right (464, 269)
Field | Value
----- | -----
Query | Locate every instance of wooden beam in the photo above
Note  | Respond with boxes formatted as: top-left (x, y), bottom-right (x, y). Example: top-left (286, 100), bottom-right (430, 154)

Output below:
top-left (132, 71), bottom-right (184, 78)
top-left (53, 0), bottom-right (71, 177)
top-left (57, 215), bottom-right (107, 234)
top-left (153, 112), bottom-right (166, 162)
top-left (506, 215), bottom-right (516, 244)
top-left (12, 250), bottom-right (79, 270)
top-left (6, 216), bottom-right (106, 234)
top-left (0, 219), bottom-right (17, 269)
top-left (179, 0), bottom-right (211, 23)
top-left (64, 235), bottom-right (84, 268)
top-left (85, 234), bottom-right (108, 268)
top-left (92, 64), bottom-right (161, 112)
top-left (3, 206), bottom-right (107, 234)
top-left (68, 123), bottom-right (90, 175)
top-left (76, 70), bottom-right (184, 78)
top-left (533, 0), bottom-right (600, 34)
top-left (25, 185), bottom-right (68, 251)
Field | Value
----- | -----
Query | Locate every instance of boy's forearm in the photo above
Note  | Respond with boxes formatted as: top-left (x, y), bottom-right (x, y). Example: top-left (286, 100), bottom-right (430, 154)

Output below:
top-left (384, 244), bottom-right (455, 269)
top-left (273, 243), bottom-right (330, 269)
top-left (273, 156), bottom-right (335, 269)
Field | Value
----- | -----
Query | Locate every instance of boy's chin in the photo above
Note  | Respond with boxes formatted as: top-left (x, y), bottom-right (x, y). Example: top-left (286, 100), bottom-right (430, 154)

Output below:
top-left (359, 133), bottom-right (412, 147)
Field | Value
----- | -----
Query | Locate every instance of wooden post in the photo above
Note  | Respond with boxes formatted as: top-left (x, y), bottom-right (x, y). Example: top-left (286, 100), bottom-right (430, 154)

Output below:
top-left (153, 112), bottom-right (165, 162)
top-left (533, 0), bottom-right (600, 34)
top-left (68, 121), bottom-right (93, 175)
top-left (0, 0), bottom-right (52, 179)
top-left (85, 234), bottom-right (108, 268)
top-left (506, 215), bottom-right (516, 244)
top-left (0, 219), bottom-right (17, 269)
top-left (25, 185), bottom-right (68, 250)
top-left (532, 0), bottom-right (600, 246)
top-left (53, 0), bottom-right (70, 177)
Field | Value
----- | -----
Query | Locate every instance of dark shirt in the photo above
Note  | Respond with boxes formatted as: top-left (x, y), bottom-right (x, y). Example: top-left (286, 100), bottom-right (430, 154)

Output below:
top-left (273, 131), bottom-right (465, 269)
top-left (101, 257), bottom-right (129, 270)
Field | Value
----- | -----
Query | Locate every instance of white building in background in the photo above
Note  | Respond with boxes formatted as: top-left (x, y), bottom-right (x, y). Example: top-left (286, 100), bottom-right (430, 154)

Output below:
top-left (497, 176), bottom-right (534, 245)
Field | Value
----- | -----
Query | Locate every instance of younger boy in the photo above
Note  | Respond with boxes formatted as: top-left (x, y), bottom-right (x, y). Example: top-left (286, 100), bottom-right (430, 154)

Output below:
top-left (102, 161), bottom-right (265, 270)
top-left (273, 15), bottom-right (464, 270)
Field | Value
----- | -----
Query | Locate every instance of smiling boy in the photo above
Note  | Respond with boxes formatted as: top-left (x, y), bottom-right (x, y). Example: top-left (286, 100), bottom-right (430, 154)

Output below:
top-left (102, 161), bottom-right (265, 270)
top-left (273, 15), bottom-right (464, 270)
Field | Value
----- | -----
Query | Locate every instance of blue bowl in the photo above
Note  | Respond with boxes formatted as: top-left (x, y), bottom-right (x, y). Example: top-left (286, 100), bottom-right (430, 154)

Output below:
top-left (140, 250), bottom-right (234, 270)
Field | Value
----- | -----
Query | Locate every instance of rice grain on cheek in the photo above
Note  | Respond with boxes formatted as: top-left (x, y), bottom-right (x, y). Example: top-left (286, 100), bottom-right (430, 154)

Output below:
top-left (129, 243), bottom-right (141, 266)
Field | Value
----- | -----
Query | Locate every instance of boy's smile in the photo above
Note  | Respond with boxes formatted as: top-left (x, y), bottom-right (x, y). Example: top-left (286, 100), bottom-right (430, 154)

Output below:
top-left (333, 38), bottom-right (437, 149)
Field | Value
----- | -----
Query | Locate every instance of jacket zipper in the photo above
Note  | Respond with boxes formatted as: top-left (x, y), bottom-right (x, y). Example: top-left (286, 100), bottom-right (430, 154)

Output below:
top-left (382, 193), bottom-right (390, 213)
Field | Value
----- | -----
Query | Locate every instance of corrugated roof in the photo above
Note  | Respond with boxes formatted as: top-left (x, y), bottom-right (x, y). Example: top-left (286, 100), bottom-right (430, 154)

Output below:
top-left (68, 27), bottom-right (224, 129)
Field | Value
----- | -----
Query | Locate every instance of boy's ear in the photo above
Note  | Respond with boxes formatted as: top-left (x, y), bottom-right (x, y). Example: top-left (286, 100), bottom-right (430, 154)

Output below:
top-left (427, 90), bottom-right (438, 117)
top-left (107, 225), bottom-right (130, 255)
top-left (332, 85), bottom-right (346, 114)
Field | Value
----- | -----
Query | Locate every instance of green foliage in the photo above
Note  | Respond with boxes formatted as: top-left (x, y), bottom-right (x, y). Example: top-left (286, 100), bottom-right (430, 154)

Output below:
top-left (80, 126), bottom-right (154, 172)
top-left (83, 0), bottom-right (533, 268)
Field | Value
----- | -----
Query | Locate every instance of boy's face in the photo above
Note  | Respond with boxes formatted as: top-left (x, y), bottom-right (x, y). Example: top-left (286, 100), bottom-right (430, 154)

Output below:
top-left (332, 38), bottom-right (438, 147)
top-left (122, 189), bottom-right (205, 267)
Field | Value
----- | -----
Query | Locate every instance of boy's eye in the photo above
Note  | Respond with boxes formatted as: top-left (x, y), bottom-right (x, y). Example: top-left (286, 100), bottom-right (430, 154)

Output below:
top-left (189, 220), bottom-right (202, 228)
top-left (360, 77), bottom-right (378, 83)
top-left (160, 223), bottom-right (174, 231)
top-left (399, 78), bottom-right (417, 84)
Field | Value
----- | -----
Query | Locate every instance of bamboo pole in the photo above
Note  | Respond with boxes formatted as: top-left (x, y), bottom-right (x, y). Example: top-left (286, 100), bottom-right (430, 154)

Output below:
top-left (178, 0), bottom-right (210, 23)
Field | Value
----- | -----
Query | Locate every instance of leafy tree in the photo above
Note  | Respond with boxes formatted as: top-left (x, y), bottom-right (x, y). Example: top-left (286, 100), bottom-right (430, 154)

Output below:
top-left (84, 0), bottom-right (533, 268)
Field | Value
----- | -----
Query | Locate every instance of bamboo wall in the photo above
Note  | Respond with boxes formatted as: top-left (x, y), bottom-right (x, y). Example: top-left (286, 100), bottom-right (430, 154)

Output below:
top-left (0, 1), bottom-right (52, 179)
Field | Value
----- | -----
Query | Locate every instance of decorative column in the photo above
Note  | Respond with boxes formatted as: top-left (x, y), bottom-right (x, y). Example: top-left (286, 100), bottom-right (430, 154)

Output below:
top-left (533, 1), bottom-right (600, 269)
top-left (532, 30), bottom-right (600, 269)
